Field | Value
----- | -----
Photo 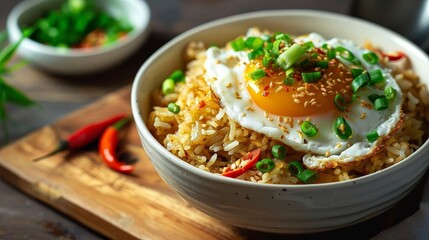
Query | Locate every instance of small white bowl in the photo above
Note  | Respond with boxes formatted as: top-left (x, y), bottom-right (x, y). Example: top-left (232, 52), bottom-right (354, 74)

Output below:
top-left (131, 10), bottom-right (429, 233)
top-left (7, 0), bottom-right (150, 75)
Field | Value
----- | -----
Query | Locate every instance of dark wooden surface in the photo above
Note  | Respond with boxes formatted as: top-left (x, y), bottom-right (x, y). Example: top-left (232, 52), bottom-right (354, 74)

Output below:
top-left (0, 0), bottom-right (428, 239)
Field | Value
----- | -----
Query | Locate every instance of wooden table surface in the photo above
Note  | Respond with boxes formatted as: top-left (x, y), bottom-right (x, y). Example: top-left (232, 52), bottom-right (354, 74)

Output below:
top-left (1, 0), bottom-right (428, 239)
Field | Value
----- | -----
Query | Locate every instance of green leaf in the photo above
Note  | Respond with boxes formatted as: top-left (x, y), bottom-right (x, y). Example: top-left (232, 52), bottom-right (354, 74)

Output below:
top-left (0, 78), bottom-right (35, 107)
top-left (0, 35), bottom-right (25, 69)
top-left (0, 30), bottom-right (7, 47)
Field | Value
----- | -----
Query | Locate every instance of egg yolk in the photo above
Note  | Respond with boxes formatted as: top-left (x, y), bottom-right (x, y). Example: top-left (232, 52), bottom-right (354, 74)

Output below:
top-left (245, 58), bottom-right (354, 117)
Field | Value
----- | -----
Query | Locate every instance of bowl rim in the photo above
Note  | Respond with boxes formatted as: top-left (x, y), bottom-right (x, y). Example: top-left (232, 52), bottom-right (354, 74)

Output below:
top-left (131, 9), bottom-right (429, 190)
top-left (6, 0), bottom-right (151, 57)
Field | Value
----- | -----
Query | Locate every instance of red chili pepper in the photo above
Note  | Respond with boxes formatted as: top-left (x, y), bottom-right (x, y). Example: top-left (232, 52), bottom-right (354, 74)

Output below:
top-left (381, 51), bottom-right (406, 61)
top-left (222, 149), bottom-right (261, 178)
top-left (198, 100), bottom-right (206, 109)
top-left (33, 113), bottom-right (126, 161)
top-left (98, 117), bottom-right (134, 174)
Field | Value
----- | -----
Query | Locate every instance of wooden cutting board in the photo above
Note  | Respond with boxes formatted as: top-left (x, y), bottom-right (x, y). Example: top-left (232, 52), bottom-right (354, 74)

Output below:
top-left (0, 85), bottom-right (246, 240)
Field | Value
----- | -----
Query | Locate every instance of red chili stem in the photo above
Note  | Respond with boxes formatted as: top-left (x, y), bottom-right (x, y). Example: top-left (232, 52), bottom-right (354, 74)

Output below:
top-left (33, 113), bottom-right (126, 162)
top-left (99, 117), bottom-right (135, 174)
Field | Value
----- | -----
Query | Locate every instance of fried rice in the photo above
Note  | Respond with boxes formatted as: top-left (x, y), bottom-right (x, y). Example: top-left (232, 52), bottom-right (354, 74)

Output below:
top-left (148, 36), bottom-right (429, 184)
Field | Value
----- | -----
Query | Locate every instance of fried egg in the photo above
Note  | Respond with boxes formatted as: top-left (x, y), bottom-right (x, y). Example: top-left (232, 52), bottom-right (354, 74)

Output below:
top-left (204, 30), bottom-right (403, 169)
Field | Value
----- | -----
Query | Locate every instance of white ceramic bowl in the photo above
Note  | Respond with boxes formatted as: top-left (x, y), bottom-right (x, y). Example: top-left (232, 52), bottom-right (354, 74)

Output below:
top-left (7, 0), bottom-right (150, 75)
top-left (131, 10), bottom-right (429, 233)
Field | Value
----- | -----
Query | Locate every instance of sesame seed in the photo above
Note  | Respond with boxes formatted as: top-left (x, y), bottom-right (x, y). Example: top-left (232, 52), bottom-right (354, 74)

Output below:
top-left (339, 123), bottom-right (345, 131)
top-left (241, 113), bottom-right (246, 117)
top-left (360, 113), bottom-right (366, 119)
top-left (325, 151), bottom-right (331, 157)
top-left (264, 111), bottom-right (269, 118)
top-left (328, 72), bottom-right (333, 76)
top-left (309, 98), bottom-right (316, 103)
top-left (297, 87), bottom-right (305, 91)
top-left (311, 101), bottom-right (317, 106)
top-left (309, 92), bottom-right (316, 96)
top-left (336, 143), bottom-right (342, 148)
top-left (321, 87), bottom-right (327, 92)
top-left (322, 92), bottom-right (328, 96)
top-left (268, 118), bottom-right (273, 122)
top-left (337, 78), bottom-right (342, 82)
top-left (304, 101), bottom-right (309, 107)
top-left (305, 117), bottom-right (311, 122)
top-left (298, 131), bottom-right (304, 139)
top-left (226, 82), bottom-right (232, 88)
top-left (297, 119), bottom-right (303, 125)
top-left (275, 86), bottom-right (283, 92)
top-left (294, 98), bottom-right (301, 104)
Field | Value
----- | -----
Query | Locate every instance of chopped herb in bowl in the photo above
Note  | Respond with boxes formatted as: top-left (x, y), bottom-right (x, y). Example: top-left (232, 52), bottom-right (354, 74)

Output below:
top-left (26, 0), bottom-right (133, 49)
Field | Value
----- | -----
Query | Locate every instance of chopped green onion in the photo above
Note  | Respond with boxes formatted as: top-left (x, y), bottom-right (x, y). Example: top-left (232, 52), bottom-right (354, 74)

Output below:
top-left (256, 158), bottom-right (276, 172)
top-left (334, 94), bottom-right (347, 111)
top-left (327, 48), bottom-right (336, 60)
top-left (362, 51), bottom-right (379, 64)
top-left (301, 121), bottom-right (318, 137)
top-left (366, 130), bottom-right (379, 142)
top-left (288, 160), bottom-right (304, 176)
top-left (249, 69), bottom-right (266, 80)
top-left (297, 169), bottom-right (318, 183)
top-left (334, 116), bottom-right (352, 139)
top-left (316, 60), bottom-right (329, 69)
top-left (302, 41), bottom-right (315, 51)
top-left (285, 67), bottom-right (294, 77)
top-left (231, 37), bottom-right (245, 51)
top-left (272, 39), bottom-right (283, 56)
top-left (283, 77), bottom-right (294, 86)
top-left (351, 68), bottom-right (364, 78)
top-left (335, 46), bottom-right (355, 61)
top-left (168, 70), bottom-right (185, 83)
top-left (167, 102), bottom-right (180, 114)
top-left (384, 86), bottom-right (397, 100)
top-left (262, 57), bottom-right (275, 67)
top-left (276, 43), bottom-right (305, 70)
top-left (351, 71), bottom-right (371, 93)
top-left (244, 37), bottom-right (264, 50)
top-left (374, 97), bottom-right (389, 110)
top-left (272, 145), bottom-right (286, 159)
top-left (248, 48), bottom-right (264, 60)
top-left (274, 32), bottom-right (290, 42)
top-left (162, 78), bottom-right (175, 95)
top-left (368, 93), bottom-right (382, 103)
top-left (369, 69), bottom-right (385, 85)
top-left (352, 93), bottom-right (358, 102)
top-left (264, 41), bottom-right (273, 51)
top-left (302, 71), bottom-right (321, 83)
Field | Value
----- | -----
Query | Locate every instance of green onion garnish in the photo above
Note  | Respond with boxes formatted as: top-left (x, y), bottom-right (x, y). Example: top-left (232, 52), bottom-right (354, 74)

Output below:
top-left (351, 71), bottom-right (371, 93)
top-left (374, 97), bottom-right (389, 110)
top-left (301, 121), bottom-right (318, 137)
top-left (316, 60), bottom-right (329, 69)
top-left (231, 37), bottom-right (245, 51)
top-left (167, 102), bottom-right (180, 114)
top-left (250, 69), bottom-right (266, 80)
top-left (272, 145), bottom-right (286, 159)
top-left (351, 68), bottom-right (364, 78)
top-left (302, 71), bottom-right (321, 83)
top-left (302, 41), bottom-right (315, 51)
top-left (335, 46), bottom-right (355, 61)
top-left (384, 86), bottom-right (397, 100)
top-left (362, 51), bottom-right (379, 64)
top-left (366, 130), bottom-right (379, 142)
top-left (286, 67), bottom-right (294, 77)
top-left (169, 70), bottom-right (185, 83)
top-left (283, 77), bottom-right (294, 86)
top-left (162, 78), bottom-right (175, 95)
top-left (256, 158), bottom-right (276, 172)
top-left (334, 94), bottom-right (347, 111)
top-left (334, 116), bottom-right (352, 139)
top-left (244, 37), bottom-right (264, 50)
top-left (297, 169), bottom-right (318, 183)
top-left (288, 160), bottom-right (304, 176)
top-left (327, 48), bottom-right (336, 60)
top-left (262, 57), bottom-right (275, 67)
top-left (369, 69), bottom-right (385, 85)
top-left (276, 43), bottom-right (305, 70)
top-left (248, 48), bottom-right (264, 60)
top-left (368, 93), bottom-right (381, 103)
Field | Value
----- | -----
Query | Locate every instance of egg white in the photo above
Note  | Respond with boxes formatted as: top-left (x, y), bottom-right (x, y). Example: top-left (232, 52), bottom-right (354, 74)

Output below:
top-left (204, 31), bottom-right (403, 169)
